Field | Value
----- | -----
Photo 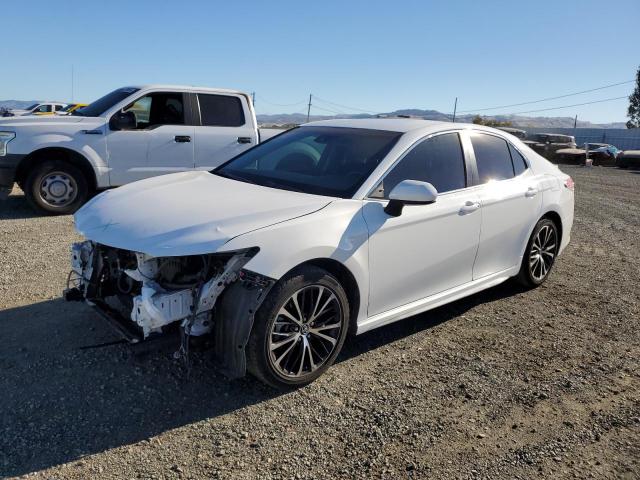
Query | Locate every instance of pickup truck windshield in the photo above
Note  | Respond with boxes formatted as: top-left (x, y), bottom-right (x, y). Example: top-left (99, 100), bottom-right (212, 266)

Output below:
top-left (214, 126), bottom-right (401, 198)
top-left (74, 87), bottom-right (140, 117)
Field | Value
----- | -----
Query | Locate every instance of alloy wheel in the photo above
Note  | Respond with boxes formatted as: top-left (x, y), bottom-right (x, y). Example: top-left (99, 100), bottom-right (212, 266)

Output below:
top-left (529, 224), bottom-right (557, 282)
top-left (268, 284), bottom-right (343, 379)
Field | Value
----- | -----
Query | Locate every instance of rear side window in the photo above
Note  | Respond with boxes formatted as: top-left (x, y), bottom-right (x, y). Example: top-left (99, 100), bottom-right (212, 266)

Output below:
top-left (198, 94), bottom-right (245, 127)
top-left (471, 133), bottom-right (514, 183)
top-left (371, 132), bottom-right (466, 198)
top-left (508, 144), bottom-right (528, 176)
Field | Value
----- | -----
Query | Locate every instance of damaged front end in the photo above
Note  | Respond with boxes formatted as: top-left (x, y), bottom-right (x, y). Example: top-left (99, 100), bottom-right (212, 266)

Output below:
top-left (64, 241), bottom-right (274, 378)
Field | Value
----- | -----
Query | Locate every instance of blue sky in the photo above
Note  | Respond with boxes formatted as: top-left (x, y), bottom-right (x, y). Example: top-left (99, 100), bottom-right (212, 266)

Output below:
top-left (1, 0), bottom-right (638, 123)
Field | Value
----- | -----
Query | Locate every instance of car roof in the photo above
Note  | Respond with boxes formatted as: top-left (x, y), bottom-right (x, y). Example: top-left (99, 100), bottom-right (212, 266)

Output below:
top-left (131, 84), bottom-right (247, 95)
top-left (303, 118), bottom-right (460, 133)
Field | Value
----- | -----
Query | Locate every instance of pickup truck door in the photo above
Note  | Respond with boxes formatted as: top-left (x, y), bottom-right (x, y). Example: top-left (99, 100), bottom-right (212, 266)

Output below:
top-left (106, 92), bottom-right (195, 186)
top-left (192, 93), bottom-right (257, 171)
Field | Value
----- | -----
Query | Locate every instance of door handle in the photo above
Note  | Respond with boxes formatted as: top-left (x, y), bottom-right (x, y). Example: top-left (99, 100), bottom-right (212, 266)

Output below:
top-left (459, 200), bottom-right (480, 214)
top-left (174, 135), bottom-right (191, 143)
top-left (237, 136), bottom-right (252, 144)
top-left (525, 186), bottom-right (538, 197)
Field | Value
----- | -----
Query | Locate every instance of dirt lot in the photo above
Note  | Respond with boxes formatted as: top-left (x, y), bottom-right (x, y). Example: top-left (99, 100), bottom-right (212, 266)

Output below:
top-left (0, 166), bottom-right (638, 479)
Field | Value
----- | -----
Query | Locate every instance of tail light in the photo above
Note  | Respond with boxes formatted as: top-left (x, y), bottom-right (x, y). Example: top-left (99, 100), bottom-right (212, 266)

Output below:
top-left (564, 177), bottom-right (575, 191)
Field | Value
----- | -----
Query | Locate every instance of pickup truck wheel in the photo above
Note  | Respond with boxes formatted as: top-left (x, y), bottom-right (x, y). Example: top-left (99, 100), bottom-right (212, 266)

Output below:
top-left (246, 265), bottom-right (349, 389)
top-left (25, 160), bottom-right (89, 215)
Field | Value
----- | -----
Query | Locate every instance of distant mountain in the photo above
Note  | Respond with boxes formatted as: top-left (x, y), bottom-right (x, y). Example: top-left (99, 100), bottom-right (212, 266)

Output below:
top-left (1, 99), bottom-right (624, 128)
top-left (257, 109), bottom-right (626, 129)
top-left (0, 100), bottom-right (40, 110)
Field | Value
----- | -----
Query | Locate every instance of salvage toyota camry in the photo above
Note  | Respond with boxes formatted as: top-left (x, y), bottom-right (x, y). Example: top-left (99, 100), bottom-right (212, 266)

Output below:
top-left (65, 119), bottom-right (574, 387)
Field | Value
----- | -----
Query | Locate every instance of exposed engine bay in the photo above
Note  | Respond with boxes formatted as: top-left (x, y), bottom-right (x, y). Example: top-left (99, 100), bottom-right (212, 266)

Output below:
top-left (64, 241), bottom-right (274, 377)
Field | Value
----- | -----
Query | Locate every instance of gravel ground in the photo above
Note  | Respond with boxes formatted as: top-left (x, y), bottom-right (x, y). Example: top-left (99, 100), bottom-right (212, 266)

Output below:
top-left (0, 166), bottom-right (638, 480)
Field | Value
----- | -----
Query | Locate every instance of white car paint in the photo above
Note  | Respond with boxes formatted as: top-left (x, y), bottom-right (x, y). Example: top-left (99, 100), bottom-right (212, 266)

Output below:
top-left (0, 85), bottom-right (279, 192)
top-left (73, 119), bottom-right (574, 339)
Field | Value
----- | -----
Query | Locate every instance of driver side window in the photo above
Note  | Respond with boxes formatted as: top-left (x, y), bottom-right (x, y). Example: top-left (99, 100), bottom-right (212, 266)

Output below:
top-left (122, 92), bottom-right (185, 129)
top-left (370, 132), bottom-right (466, 199)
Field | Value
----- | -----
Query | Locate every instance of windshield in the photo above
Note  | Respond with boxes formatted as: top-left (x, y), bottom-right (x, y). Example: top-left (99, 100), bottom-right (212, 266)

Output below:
top-left (214, 126), bottom-right (402, 198)
top-left (74, 87), bottom-right (139, 117)
top-left (60, 104), bottom-right (76, 112)
top-left (25, 103), bottom-right (39, 110)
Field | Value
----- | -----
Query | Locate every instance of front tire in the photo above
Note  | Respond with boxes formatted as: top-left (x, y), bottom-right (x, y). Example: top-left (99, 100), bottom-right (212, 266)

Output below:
top-left (24, 160), bottom-right (89, 215)
top-left (247, 265), bottom-right (350, 388)
top-left (516, 218), bottom-right (559, 288)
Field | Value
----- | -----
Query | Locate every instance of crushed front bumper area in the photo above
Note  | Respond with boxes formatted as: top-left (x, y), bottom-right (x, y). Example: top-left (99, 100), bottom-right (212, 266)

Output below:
top-left (64, 241), bottom-right (275, 377)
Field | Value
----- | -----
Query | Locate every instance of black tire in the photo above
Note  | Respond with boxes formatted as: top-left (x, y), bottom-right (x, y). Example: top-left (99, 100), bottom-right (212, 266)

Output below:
top-left (24, 160), bottom-right (89, 215)
top-left (516, 218), bottom-right (559, 288)
top-left (246, 265), bottom-right (350, 389)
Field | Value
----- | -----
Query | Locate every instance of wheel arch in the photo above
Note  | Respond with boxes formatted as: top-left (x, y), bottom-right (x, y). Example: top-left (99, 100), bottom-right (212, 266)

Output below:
top-left (285, 258), bottom-right (361, 336)
top-left (540, 209), bottom-right (563, 246)
top-left (16, 147), bottom-right (97, 191)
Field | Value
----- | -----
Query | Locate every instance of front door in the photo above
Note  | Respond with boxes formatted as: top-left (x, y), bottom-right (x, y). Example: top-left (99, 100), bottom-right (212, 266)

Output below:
top-left (363, 132), bottom-right (482, 317)
top-left (106, 92), bottom-right (194, 185)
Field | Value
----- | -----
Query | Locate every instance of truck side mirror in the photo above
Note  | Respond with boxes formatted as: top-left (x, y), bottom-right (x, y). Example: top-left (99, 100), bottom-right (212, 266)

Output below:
top-left (109, 111), bottom-right (137, 131)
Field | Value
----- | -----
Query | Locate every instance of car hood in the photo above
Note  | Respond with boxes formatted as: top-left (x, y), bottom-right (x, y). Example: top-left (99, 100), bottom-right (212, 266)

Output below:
top-left (74, 171), bottom-right (334, 257)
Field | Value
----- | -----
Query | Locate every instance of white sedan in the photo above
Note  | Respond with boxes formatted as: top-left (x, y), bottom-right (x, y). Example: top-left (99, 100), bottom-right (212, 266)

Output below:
top-left (66, 119), bottom-right (574, 388)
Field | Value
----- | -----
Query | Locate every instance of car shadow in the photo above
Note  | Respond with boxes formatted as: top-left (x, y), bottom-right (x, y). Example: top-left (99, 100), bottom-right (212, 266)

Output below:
top-left (339, 280), bottom-right (526, 362)
top-left (0, 190), bottom-right (43, 220)
top-left (0, 281), bottom-right (525, 477)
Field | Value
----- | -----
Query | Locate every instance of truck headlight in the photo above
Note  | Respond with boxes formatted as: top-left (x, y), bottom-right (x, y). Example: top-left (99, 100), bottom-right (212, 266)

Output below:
top-left (0, 132), bottom-right (16, 156)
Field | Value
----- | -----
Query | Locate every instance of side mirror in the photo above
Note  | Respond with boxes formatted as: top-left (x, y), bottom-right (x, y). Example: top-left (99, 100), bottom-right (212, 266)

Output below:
top-left (109, 110), bottom-right (136, 131)
top-left (384, 180), bottom-right (438, 217)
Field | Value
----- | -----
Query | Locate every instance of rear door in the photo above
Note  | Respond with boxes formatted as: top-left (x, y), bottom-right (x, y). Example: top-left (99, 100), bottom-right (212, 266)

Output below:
top-left (106, 92), bottom-right (194, 185)
top-left (192, 93), bottom-right (257, 171)
top-left (469, 131), bottom-right (542, 279)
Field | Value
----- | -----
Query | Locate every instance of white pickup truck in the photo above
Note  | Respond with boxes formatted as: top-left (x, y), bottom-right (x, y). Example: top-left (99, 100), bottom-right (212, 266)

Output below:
top-left (0, 85), bottom-right (280, 214)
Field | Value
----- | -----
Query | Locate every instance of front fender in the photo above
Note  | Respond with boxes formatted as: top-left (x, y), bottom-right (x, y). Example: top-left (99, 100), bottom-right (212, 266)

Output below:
top-left (220, 200), bottom-right (370, 328)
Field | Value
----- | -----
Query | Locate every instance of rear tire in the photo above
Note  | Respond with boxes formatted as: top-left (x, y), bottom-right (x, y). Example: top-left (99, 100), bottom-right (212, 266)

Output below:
top-left (246, 265), bottom-right (350, 389)
top-left (24, 160), bottom-right (89, 215)
top-left (516, 218), bottom-right (559, 288)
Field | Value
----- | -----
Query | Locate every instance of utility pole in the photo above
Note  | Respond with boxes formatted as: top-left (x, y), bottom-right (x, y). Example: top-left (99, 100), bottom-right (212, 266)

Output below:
top-left (251, 92), bottom-right (256, 107)
top-left (573, 114), bottom-right (577, 129)
top-left (452, 97), bottom-right (457, 123)
top-left (306, 94), bottom-right (312, 123)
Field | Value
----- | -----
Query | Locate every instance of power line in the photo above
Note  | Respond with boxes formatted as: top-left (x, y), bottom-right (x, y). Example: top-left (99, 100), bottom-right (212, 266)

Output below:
top-left (311, 104), bottom-right (348, 115)
top-left (313, 95), bottom-right (379, 114)
top-left (255, 94), bottom-right (308, 107)
top-left (456, 80), bottom-right (633, 113)
top-left (506, 95), bottom-right (628, 115)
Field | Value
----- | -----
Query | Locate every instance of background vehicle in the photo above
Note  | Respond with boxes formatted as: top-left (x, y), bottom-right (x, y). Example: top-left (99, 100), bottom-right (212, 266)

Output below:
top-left (0, 85), bottom-right (281, 214)
top-left (56, 103), bottom-right (88, 115)
top-left (555, 143), bottom-right (620, 166)
top-left (496, 127), bottom-right (526, 139)
top-left (65, 119), bottom-right (575, 388)
top-left (523, 133), bottom-right (577, 160)
top-left (2, 102), bottom-right (67, 117)
top-left (616, 150), bottom-right (640, 168)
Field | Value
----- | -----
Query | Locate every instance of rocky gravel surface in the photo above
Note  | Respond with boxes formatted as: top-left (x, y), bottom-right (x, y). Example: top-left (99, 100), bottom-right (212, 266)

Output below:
top-left (0, 165), bottom-right (639, 479)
